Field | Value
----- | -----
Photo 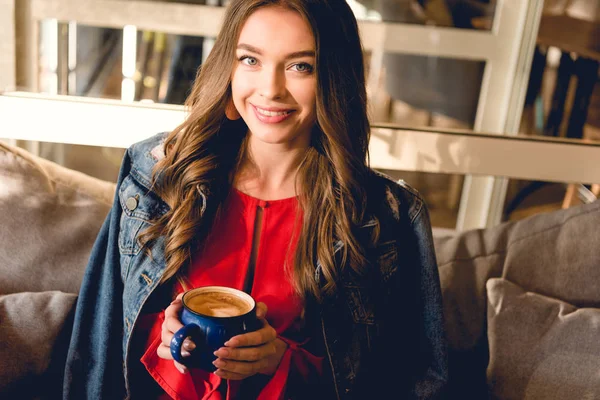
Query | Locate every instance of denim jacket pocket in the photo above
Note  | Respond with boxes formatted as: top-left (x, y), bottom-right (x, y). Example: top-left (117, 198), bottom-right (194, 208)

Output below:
top-left (376, 240), bottom-right (399, 283)
top-left (117, 175), bottom-right (160, 256)
top-left (345, 285), bottom-right (376, 325)
top-left (344, 239), bottom-right (398, 325)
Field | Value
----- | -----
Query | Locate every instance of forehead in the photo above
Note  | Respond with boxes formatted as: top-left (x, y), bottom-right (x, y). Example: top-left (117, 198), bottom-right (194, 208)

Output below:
top-left (237, 6), bottom-right (315, 51)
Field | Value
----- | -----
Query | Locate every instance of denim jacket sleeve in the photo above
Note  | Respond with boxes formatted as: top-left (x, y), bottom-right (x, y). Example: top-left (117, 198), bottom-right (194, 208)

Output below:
top-left (405, 201), bottom-right (448, 399)
top-left (62, 151), bottom-right (132, 400)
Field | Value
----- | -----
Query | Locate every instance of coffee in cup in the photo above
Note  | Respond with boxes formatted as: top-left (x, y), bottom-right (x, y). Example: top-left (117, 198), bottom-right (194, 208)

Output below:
top-left (170, 286), bottom-right (261, 371)
top-left (185, 289), bottom-right (253, 318)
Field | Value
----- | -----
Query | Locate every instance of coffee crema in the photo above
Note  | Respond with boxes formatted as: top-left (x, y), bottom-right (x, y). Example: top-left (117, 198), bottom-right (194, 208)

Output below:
top-left (186, 291), bottom-right (253, 317)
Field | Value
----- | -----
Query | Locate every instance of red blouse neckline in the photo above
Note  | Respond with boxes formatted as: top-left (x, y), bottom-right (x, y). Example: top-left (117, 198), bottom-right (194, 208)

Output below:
top-left (232, 187), bottom-right (299, 207)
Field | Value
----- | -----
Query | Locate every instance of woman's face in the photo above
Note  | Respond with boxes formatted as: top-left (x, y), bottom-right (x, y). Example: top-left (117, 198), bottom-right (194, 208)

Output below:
top-left (231, 6), bottom-right (317, 148)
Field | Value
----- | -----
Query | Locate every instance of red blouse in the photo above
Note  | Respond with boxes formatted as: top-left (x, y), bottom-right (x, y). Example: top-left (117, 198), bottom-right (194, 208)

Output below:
top-left (139, 188), bottom-right (323, 400)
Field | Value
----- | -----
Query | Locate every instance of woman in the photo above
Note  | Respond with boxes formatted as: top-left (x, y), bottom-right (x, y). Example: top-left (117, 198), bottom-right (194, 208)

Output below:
top-left (63, 0), bottom-right (448, 399)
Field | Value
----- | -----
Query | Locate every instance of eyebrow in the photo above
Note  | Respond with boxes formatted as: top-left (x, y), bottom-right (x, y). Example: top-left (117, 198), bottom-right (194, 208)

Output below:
top-left (237, 43), bottom-right (315, 59)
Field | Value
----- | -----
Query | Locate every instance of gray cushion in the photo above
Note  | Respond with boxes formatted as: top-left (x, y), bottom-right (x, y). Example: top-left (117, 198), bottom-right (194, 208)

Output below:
top-left (435, 200), bottom-right (600, 351)
top-left (486, 278), bottom-right (600, 400)
top-left (0, 291), bottom-right (77, 397)
top-left (501, 201), bottom-right (600, 307)
top-left (0, 142), bottom-right (115, 294)
top-left (434, 200), bottom-right (600, 399)
top-left (0, 142), bottom-right (115, 397)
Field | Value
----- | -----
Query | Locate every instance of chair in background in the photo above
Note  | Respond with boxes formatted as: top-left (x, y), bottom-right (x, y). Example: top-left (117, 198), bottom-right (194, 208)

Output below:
top-left (538, 0), bottom-right (600, 208)
top-left (361, 0), bottom-right (494, 218)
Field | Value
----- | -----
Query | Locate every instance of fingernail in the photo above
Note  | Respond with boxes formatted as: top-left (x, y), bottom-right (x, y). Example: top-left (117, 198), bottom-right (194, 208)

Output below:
top-left (183, 341), bottom-right (196, 351)
top-left (213, 359), bottom-right (225, 368)
top-left (214, 348), bottom-right (229, 357)
top-left (177, 365), bottom-right (187, 374)
top-left (181, 350), bottom-right (191, 358)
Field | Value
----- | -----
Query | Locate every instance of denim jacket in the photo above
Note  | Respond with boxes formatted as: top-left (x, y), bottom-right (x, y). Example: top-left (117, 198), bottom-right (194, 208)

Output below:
top-left (63, 132), bottom-right (448, 399)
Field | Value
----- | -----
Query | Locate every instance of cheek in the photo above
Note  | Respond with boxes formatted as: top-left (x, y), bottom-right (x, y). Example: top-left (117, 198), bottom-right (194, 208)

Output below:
top-left (293, 83), bottom-right (317, 114)
top-left (303, 93), bottom-right (317, 121)
top-left (231, 74), bottom-right (252, 106)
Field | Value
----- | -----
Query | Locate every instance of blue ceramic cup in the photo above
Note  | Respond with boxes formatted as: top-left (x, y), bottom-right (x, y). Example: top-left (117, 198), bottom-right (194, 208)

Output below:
top-left (170, 286), bottom-right (261, 371)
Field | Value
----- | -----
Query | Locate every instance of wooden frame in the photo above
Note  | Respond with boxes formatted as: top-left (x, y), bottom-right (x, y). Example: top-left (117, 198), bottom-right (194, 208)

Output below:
top-left (5, 0), bottom-right (545, 229)
top-left (2, 92), bottom-right (599, 186)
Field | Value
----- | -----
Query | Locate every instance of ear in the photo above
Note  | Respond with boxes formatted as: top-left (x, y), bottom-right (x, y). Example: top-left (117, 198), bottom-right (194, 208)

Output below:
top-left (225, 98), bottom-right (241, 120)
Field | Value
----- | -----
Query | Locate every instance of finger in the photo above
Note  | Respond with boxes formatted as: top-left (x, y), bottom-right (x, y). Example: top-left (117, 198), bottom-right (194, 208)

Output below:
top-left (174, 360), bottom-right (188, 374)
top-left (157, 344), bottom-right (188, 374)
top-left (255, 302), bottom-right (268, 319)
top-left (157, 342), bottom-right (193, 362)
top-left (160, 326), bottom-right (172, 347)
top-left (213, 357), bottom-right (269, 377)
top-left (164, 300), bottom-right (184, 325)
top-left (214, 342), bottom-right (276, 362)
top-left (161, 316), bottom-right (196, 351)
top-left (161, 317), bottom-right (196, 352)
top-left (226, 324), bottom-right (277, 347)
top-left (157, 343), bottom-right (174, 360)
top-left (214, 368), bottom-right (248, 381)
top-left (161, 328), bottom-right (195, 357)
top-left (164, 312), bottom-right (184, 335)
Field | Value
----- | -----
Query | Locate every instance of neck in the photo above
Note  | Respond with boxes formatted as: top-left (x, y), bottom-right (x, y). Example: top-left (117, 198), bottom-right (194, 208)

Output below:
top-left (234, 135), bottom-right (309, 200)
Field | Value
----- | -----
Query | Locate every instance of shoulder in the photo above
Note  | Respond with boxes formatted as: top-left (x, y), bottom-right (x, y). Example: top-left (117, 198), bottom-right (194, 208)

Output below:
top-left (124, 131), bottom-right (169, 189)
top-left (366, 169), bottom-right (426, 226)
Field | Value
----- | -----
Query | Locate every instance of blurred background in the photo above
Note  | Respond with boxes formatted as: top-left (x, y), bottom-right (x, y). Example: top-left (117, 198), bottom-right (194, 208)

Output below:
top-left (2, 0), bottom-right (599, 230)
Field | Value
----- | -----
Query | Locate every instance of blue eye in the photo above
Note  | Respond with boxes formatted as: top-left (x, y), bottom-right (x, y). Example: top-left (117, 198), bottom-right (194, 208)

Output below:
top-left (292, 63), bottom-right (314, 73)
top-left (239, 55), bottom-right (258, 66)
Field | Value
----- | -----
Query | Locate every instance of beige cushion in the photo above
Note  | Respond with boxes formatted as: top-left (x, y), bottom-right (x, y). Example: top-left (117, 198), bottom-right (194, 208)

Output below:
top-left (0, 291), bottom-right (77, 398)
top-left (486, 278), bottom-right (600, 400)
top-left (434, 200), bottom-right (600, 399)
top-left (0, 141), bottom-right (115, 396)
top-left (435, 200), bottom-right (600, 351)
top-left (0, 141), bottom-right (115, 294)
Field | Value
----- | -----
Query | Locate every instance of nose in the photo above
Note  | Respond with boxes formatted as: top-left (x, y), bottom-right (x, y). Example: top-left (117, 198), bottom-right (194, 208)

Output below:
top-left (259, 67), bottom-right (286, 100)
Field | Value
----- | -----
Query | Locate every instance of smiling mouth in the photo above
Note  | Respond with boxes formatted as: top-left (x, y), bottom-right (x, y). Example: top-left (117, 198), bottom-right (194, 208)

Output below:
top-left (254, 106), bottom-right (294, 117)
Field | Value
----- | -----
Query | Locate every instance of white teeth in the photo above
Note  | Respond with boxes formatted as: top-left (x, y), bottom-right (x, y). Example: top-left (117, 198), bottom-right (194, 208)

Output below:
top-left (255, 107), bottom-right (291, 117)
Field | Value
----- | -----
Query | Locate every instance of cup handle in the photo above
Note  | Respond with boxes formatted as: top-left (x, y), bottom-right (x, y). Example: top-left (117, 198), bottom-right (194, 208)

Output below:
top-left (170, 324), bottom-right (201, 365)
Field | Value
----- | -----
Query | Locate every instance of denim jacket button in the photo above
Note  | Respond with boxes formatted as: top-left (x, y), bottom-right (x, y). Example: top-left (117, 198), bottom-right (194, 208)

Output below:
top-left (125, 196), bottom-right (138, 211)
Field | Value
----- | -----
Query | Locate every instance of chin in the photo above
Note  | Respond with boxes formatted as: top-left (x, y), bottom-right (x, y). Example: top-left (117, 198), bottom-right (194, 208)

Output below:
top-left (251, 130), bottom-right (297, 144)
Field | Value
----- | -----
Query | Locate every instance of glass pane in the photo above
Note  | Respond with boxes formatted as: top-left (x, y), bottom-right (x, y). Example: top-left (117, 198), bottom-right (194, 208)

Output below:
top-left (30, 15), bottom-right (489, 227)
top-left (377, 169), bottom-right (464, 229)
top-left (44, 142), bottom-right (124, 183)
top-left (349, 0), bottom-right (497, 31)
top-left (510, 0), bottom-right (600, 223)
top-left (368, 52), bottom-right (485, 129)
top-left (501, 178), bottom-right (599, 223)
top-left (10, 0), bottom-right (541, 232)
top-left (519, 39), bottom-right (600, 143)
top-left (124, 0), bottom-right (228, 5)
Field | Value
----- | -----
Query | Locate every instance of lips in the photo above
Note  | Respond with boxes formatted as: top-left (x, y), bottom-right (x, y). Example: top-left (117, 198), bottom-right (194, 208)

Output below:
top-left (251, 104), bottom-right (295, 124)
top-left (254, 105), bottom-right (293, 115)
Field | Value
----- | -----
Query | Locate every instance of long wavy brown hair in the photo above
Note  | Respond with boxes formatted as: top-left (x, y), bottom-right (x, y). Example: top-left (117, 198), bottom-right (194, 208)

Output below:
top-left (139, 0), bottom-right (376, 301)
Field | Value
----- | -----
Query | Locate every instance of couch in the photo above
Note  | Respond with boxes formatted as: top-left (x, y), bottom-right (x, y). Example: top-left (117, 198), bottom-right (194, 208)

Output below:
top-left (1, 140), bottom-right (599, 399)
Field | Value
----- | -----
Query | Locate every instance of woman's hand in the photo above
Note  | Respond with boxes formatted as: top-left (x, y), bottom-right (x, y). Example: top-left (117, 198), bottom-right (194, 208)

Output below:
top-left (156, 293), bottom-right (196, 374)
top-left (212, 302), bottom-right (288, 380)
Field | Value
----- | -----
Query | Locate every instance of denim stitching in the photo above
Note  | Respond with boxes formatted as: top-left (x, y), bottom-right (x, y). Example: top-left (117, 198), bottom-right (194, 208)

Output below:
top-left (141, 273), bottom-right (153, 286)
